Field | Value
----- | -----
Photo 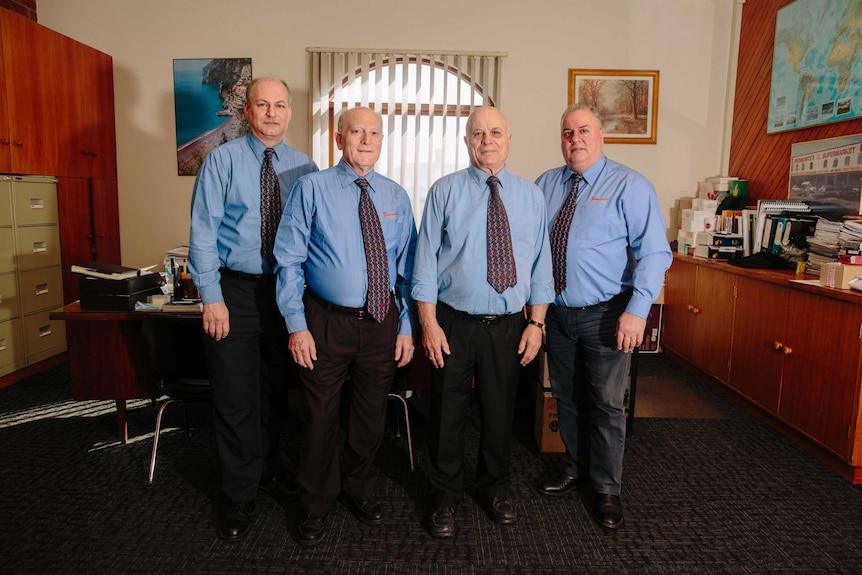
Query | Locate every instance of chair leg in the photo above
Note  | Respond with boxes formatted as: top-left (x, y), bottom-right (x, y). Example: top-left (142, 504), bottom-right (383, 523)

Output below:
top-left (387, 393), bottom-right (414, 472)
top-left (148, 399), bottom-right (178, 484)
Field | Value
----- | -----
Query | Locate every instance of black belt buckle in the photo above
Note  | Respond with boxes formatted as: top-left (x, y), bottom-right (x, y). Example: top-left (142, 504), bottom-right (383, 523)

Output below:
top-left (355, 310), bottom-right (367, 321)
top-left (479, 314), bottom-right (501, 325)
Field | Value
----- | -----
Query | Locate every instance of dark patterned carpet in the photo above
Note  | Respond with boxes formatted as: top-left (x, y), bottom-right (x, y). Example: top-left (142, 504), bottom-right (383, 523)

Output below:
top-left (1, 354), bottom-right (861, 574)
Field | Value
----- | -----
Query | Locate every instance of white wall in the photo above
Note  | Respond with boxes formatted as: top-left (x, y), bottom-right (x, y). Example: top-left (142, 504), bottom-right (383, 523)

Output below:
top-left (38, 0), bottom-right (736, 268)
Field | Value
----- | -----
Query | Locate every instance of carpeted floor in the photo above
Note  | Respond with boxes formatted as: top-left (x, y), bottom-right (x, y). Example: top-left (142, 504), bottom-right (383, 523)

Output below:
top-left (1, 354), bottom-right (861, 574)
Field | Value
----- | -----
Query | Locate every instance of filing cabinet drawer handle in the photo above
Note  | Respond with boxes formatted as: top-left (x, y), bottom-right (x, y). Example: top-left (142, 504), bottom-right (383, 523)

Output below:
top-left (32, 241), bottom-right (47, 253)
top-left (35, 283), bottom-right (49, 296)
top-left (29, 198), bottom-right (44, 210)
top-left (38, 325), bottom-right (52, 338)
top-left (0, 338), bottom-right (5, 351)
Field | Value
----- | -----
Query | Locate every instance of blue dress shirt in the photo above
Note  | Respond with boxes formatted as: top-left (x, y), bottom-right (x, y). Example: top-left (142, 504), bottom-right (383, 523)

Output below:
top-left (188, 134), bottom-right (318, 304)
top-left (275, 160), bottom-right (418, 336)
top-left (412, 166), bottom-right (555, 315)
top-left (535, 154), bottom-right (672, 319)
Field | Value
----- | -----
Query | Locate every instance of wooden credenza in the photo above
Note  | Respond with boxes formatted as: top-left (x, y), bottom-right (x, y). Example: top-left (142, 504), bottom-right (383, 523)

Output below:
top-left (664, 253), bottom-right (862, 483)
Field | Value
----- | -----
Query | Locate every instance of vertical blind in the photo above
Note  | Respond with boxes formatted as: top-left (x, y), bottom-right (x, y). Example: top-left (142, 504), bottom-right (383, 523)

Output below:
top-left (308, 47), bottom-right (506, 221)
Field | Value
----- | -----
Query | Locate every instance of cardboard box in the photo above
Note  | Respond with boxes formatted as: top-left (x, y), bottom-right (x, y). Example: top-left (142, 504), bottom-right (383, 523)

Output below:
top-left (692, 198), bottom-right (718, 212)
top-left (819, 263), bottom-right (862, 289)
top-left (534, 382), bottom-right (565, 453)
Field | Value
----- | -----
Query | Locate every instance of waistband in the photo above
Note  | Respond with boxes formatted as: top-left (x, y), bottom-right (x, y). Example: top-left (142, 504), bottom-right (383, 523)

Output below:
top-left (219, 267), bottom-right (275, 282)
top-left (438, 301), bottom-right (521, 325)
top-left (558, 288), bottom-right (633, 311)
top-left (305, 287), bottom-right (374, 321)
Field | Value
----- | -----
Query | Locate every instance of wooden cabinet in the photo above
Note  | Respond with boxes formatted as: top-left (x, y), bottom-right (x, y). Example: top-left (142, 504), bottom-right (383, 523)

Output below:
top-left (0, 9), bottom-right (59, 175)
top-left (662, 258), bottom-right (736, 383)
top-left (57, 177), bottom-right (121, 303)
top-left (0, 8), bottom-right (119, 381)
top-left (54, 35), bottom-right (117, 180)
top-left (728, 276), bottom-right (789, 414)
top-left (665, 253), bottom-right (862, 482)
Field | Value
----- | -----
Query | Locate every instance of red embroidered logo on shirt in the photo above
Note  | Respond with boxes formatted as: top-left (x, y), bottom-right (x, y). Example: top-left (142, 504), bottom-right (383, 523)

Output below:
top-left (383, 212), bottom-right (398, 219)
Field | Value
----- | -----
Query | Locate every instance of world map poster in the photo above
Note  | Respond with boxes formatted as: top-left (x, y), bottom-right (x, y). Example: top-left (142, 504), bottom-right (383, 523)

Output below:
top-left (768, 0), bottom-right (862, 134)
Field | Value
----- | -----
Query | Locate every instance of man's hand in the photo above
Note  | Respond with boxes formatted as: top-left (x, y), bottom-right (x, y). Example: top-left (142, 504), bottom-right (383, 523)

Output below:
top-left (394, 335), bottom-right (415, 368)
top-left (616, 311), bottom-right (646, 353)
top-left (289, 330), bottom-right (317, 370)
top-left (417, 302), bottom-right (449, 368)
top-left (202, 301), bottom-right (230, 341)
top-left (517, 323), bottom-right (544, 366)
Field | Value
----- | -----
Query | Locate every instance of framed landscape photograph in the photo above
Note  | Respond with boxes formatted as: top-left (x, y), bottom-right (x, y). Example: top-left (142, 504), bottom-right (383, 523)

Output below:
top-left (567, 69), bottom-right (659, 144)
top-left (173, 57), bottom-right (252, 176)
top-left (789, 133), bottom-right (862, 219)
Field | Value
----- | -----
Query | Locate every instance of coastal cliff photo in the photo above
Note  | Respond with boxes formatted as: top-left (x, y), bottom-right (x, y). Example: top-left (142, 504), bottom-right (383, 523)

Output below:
top-left (173, 58), bottom-right (252, 176)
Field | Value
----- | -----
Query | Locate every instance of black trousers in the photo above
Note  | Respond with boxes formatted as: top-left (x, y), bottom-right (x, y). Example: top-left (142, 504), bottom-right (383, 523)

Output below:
top-left (297, 292), bottom-right (398, 516)
top-left (425, 304), bottom-right (525, 508)
top-left (203, 272), bottom-right (290, 502)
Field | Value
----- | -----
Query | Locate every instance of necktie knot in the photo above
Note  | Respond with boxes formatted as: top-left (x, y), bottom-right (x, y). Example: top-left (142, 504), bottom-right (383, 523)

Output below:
top-left (264, 148), bottom-right (274, 162)
top-left (355, 177), bottom-right (369, 192)
top-left (487, 176), bottom-right (500, 193)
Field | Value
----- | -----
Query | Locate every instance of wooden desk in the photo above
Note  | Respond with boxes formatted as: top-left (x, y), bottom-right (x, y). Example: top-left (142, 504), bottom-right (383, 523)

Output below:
top-left (50, 302), bottom-right (201, 443)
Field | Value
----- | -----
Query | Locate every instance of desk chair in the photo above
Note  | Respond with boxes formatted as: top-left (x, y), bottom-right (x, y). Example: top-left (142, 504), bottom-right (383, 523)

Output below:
top-left (144, 316), bottom-right (210, 484)
top-left (387, 391), bottom-right (414, 472)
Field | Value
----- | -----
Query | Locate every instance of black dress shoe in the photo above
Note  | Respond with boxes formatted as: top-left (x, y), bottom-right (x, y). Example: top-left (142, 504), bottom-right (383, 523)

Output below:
top-left (426, 506), bottom-right (456, 538)
top-left (339, 493), bottom-right (384, 525)
top-left (481, 496), bottom-right (517, 525)
top-left (538, 473), bottom-right (585, 497)
top-left (595, 493), bottom-right (624, 529)
top-left (297, 514), bottom-right (327, 547)
top-left (218, 500), bottom-right (255, 541)
top-left (258, 475), bottom-right (301, 501)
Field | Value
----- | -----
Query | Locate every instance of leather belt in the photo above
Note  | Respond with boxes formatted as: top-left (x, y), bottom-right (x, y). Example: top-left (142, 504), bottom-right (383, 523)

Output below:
top-left (306, 287), bottom-right (373, 321)
top-left (438, 301), bottom-right (517, 325)
top-left (219, 267), bottom-right (275, 282)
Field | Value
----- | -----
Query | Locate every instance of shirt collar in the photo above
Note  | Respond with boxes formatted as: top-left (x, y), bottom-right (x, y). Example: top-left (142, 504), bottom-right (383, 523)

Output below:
top-left (468, 165), bottom-right (510, 189)
top-left (246, 134), bottom-right (286, 161)
top-left (336, 159), bottom-right (378, 190)
top-left (564, 154), bottom-right (606, 187)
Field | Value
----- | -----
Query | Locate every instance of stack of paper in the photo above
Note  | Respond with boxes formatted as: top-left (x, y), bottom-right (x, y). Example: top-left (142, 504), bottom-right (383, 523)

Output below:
top-left (805, 217), bottom-right (842, 275)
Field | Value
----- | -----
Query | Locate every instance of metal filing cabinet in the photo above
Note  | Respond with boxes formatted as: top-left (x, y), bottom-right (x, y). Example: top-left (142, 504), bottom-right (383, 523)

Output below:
top-left (4, 175), bottom-right (66, 372)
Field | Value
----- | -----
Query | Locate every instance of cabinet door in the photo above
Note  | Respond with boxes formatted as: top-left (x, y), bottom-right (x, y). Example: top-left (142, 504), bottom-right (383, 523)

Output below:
top-left (691, 266), bottom-right (736, 383)
top-left (662, 257), bottom-right (697, 360)
top-left (57, 177), bottom-right (93, 303)
top-left (91, 179), bottom-right (121, 264)
top-left (0, 29), bottom-right (10, 173)
top-left (55, 38), bottom-right (117, 179)
top-left (779, 292), bottom-right (861, 460)
top-left (0, 10), bottom-right (59, 175)
top-left (729, 276), bottom-right (788, 413)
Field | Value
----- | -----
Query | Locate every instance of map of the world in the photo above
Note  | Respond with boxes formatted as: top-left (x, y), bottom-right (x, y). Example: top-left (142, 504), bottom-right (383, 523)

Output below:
top-left (768, 0), bottom-right (862, 134)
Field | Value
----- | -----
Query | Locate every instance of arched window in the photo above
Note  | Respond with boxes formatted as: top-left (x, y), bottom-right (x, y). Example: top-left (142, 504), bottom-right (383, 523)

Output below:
top-left (309, 49), bottom-right (505, 222)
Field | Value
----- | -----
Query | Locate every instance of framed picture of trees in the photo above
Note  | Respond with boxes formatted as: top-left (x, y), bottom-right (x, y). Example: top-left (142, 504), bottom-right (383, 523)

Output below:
top-left (567, 69), bottom-right (659, 144)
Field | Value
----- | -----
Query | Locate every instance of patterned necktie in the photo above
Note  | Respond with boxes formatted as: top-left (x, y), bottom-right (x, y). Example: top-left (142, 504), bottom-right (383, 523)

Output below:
top-left (260, 148), bottom-right (280, 262)
top-left (356, 178), bottom-right (390, 322)
top-left (550, 173), bottom-right (582, 294)
top-left (486, 175), bottom-right (517, 293)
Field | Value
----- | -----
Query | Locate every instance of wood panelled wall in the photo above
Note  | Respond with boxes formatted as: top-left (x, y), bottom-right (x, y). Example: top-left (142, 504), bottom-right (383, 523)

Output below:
top-left (730, 0), bottom-right (862, 207)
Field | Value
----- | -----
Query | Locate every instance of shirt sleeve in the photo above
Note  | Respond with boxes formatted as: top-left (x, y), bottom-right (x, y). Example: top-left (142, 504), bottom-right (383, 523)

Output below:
top-left (274, 177), bottom-right (313, 333)
top-left (394, 193), bottom-right (418, 336)
top-left (624, 176), bottom-right (672, 319)
top-left (188, 151), bottom-right (227, 305)
top-left (410, 181), bottom-right (444, 305)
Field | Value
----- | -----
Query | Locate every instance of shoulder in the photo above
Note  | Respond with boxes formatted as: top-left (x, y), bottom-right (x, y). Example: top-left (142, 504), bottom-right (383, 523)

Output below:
top-left (604, 158), bottom-right (651, 187)
top-left (535, 165), bottom-right (565, 186)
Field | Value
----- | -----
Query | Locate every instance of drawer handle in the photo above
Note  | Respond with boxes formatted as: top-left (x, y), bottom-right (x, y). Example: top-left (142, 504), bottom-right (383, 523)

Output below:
top-left (38, 325), bottom-right (52, 338)
top-left (35, 283), bottom-right (49, 296)
top-left (0, 337), bottom-right (5, 351)
top-left (29, 198), bottom-right (44, 210)
top-left (32, 241), bottom-right (47, 253)
top-left (782, 345), bottom-right (792, 356)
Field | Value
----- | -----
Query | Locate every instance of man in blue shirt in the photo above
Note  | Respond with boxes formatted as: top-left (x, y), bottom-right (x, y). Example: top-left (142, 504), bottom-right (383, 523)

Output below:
top-left (189, 77), bottom-right (317, 541)
top-left (275, 107), bottom-right (417, 547)
top-left (535, 104), bottom-right (671, 529)
top-left (412, 106), bottom-right (555, 538)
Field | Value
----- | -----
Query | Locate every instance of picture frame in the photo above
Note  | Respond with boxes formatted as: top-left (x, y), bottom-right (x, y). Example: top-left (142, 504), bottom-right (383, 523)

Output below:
top-left (789, 133), bottom-right (862, 219)
top-left (567, 69), bottom-right (659, 144)
top-left (173, 57), bottom-right (252, 176)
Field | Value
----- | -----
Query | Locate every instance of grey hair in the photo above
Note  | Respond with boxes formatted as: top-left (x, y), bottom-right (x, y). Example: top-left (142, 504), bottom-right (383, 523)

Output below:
top-left (560, 103), bottom-right (603, 128)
